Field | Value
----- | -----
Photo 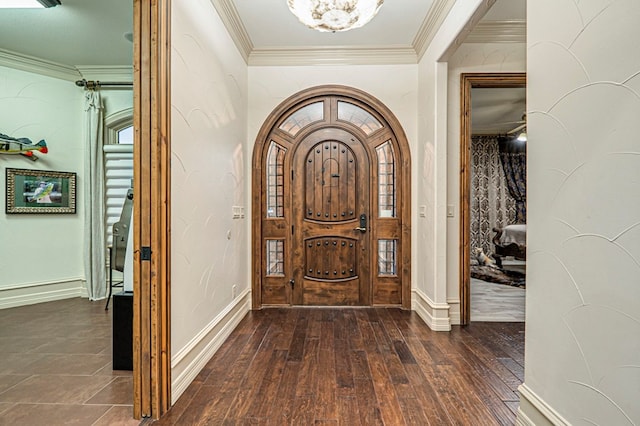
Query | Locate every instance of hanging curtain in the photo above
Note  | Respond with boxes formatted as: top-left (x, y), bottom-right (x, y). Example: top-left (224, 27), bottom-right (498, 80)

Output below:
top-left (498, 137), bottom-right (527, 223)
top-left (470, 135), bottom-right (516, 255)
top-left (84, 90), bottom-right (107, 300)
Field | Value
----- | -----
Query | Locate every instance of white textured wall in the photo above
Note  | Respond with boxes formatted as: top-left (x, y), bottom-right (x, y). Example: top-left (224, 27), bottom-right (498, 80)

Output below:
top-left (522, 0), bottom-right (640, 424)
top-left (446, 43), bottom-right (526, 318)
top-left (171, 0), bottom-right (248, 360)
top-left (416, 0), bottom-right (487, 326)
top-left (0, 66), bottom-right (85, 290)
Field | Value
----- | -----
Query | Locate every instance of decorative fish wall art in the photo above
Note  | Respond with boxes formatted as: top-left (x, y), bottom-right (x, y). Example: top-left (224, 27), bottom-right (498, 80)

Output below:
top-left (0, 132), bottom-right (48, 161)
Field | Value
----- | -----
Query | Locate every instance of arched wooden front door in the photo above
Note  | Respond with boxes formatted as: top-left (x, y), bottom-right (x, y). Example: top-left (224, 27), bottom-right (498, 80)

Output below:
top-left (252, 86), bottom-right (411, 308)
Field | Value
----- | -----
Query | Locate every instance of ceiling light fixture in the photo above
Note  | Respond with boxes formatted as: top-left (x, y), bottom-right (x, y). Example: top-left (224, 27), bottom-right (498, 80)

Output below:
top-left (0, 0), bottom-right (60, 8)
top-left (516, 131), bottom-right (527, 142)
top-left (287, 0), bottom-right (384, 33)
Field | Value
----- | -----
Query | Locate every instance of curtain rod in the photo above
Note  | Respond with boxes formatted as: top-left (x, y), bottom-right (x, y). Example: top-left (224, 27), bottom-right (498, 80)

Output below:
top-left (75, 79), bottom-right (133, 90)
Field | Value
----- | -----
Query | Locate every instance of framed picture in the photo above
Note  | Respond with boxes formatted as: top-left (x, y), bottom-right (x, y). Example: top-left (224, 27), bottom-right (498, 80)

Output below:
top-left (5, 168), bottom-right (77, 214)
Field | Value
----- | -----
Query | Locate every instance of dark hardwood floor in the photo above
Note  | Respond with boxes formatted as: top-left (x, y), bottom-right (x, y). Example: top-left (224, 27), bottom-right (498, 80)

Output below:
top-left (153, 308), bottom-right (524, 425)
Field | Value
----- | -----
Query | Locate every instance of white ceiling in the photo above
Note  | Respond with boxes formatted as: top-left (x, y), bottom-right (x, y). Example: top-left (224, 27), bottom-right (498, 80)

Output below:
top-left (0, 0), bottom-right (525, 132)
top-left (472, 88), bottom-right (527, 135)
top-left (0, 0), bottom-right (133, 66)
top-left (234, 0), bottom-right (435, 50)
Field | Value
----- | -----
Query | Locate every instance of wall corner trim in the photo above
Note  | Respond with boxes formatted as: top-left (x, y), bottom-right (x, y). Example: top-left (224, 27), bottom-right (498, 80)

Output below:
top-left (412, 288), bottom-right (451, 331)
top-left (517, 383), bottom-right (570, 426)
top-left (170, 289), bottom-right (252, 404)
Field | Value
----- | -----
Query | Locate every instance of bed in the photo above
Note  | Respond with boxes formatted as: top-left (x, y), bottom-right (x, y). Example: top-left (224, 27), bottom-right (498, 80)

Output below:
top-left (492, 224), bottom-right (526, 268)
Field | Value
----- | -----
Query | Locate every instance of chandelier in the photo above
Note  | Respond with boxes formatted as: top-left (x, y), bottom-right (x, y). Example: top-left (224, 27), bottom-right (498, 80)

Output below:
top-left (287, 0), bottom-right (384, 33)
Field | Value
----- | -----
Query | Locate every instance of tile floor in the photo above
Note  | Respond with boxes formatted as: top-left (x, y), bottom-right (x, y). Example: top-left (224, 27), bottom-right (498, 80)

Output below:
top-left (471, 277), bottom-right (526, 322)
top-left (0, 297), bottom-right (140, 426)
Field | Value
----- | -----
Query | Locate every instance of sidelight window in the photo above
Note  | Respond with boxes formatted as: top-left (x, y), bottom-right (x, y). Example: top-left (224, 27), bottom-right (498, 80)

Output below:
top-left (266, 240), bottom-right (285, 276)
top-left (266, 141), bottom-right (286, 218)
top-left (377, 141), bottom-right (396, 218)
top-left (378, 239), bottom-right (397, 276)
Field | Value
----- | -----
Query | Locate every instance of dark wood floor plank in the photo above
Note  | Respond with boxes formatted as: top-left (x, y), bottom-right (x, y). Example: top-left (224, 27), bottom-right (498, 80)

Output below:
top-left (315, 347), bottom-right (338, 421)
top-left (402, 339), bottom-right (453, 424)
top-left (505, 401), bottom-right (521, 416)
top-left (349, 349), bottom-right (371, 380)
top-left (459, 325), bottom-right (524, 393)
top-left (334, 338), bottom-right (354, 391)
top-left (449, 355), bottom-right (518, 425)
top-left (245, 349), bottom-right (288, 419)
top-left (295, 337), bottom-right (320, 397)
top-left (153, 309), bottom-right (526, 426)
top-left (434, 363), bottom-right (500, 425)
top-left (354, 378), bottom-right (384, 426)
top-left (264, 359), bottom-right (301, 423)
top-left (498, 357), bottom-right (525, 382)
top-left (447, 330), bottom-right (521, 402)
top-left (398, 396), bottom-right (432, 426)
top-left (289, 395), bottom-right (314, 425)
top-left (370, 320), bottom-right (410, 387)
top-left (343, 310), bottom-right (365, 351)
top-left (365, 347), bottom-right (408, 425)
top-left (287, 314), bottom-right (308, 362)
top-left (337, 396), bottom-right (361, 426)
top-left (222, 324), bottom-right (282, 421)
top-left (466, 322), bottom-right (524, 366)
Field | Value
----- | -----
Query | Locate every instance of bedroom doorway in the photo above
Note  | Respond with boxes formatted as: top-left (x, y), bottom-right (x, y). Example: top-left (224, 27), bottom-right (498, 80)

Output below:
top-left (460, 73), bottom-right (526, 325)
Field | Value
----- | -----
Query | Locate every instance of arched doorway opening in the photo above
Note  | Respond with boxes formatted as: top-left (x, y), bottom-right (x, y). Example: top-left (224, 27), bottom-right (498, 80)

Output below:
top-left (252, 85), bottom-right (411, 308)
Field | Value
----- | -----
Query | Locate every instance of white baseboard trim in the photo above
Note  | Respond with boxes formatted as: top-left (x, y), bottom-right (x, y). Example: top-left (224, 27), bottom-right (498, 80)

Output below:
top-left (447, 298), bottom-right (461, 325)
top-left (0, 279), bottom-right (86, 309)
top-left (516, 383), bottom-right (570, 426)
top-left (412, 288), bottom-right (451, 331)
top-left (171, 289), bottom-right (251, 404)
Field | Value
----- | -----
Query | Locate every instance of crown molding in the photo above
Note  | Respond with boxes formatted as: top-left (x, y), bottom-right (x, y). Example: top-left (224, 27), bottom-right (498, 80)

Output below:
top-left (75, 65), bottom-right (133, 82)
top-left (248, 45), bottom-right (417, 66)
top-left (0, 48), bottom-right (81, 81)
top-left (210, 0), bottom-right (253, 63)
top-left (412, 0), bottom-right (457, 60)
top-left (465, 20), bottom-right (526, 43)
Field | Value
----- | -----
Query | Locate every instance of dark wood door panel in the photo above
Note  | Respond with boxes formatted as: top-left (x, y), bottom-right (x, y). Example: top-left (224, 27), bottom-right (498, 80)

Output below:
top-left (293, 128), bottom-right (370, 306)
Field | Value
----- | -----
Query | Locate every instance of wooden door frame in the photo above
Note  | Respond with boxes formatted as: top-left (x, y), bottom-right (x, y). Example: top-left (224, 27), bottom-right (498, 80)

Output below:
top-left (252, 85), bottom-right (412, 309)
top-left (132, 0), bottom-right (171, 419)
top-left (459, 73), bottom-right (526, 325)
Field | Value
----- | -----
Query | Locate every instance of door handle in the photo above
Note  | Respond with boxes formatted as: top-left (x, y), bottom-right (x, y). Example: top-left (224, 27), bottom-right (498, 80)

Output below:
top-left (354, 213), bottom-right (367, 233)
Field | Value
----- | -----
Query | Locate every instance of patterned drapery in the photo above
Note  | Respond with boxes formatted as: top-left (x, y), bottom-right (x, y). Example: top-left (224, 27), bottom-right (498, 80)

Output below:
top-left (471, 136), bottom-right (517, 256)
top-left (499, 137), bottom-right (527, 223)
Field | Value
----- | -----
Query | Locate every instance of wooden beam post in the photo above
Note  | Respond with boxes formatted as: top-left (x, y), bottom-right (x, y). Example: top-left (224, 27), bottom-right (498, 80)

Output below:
top-left (133, 0), bottom-right (171, 419)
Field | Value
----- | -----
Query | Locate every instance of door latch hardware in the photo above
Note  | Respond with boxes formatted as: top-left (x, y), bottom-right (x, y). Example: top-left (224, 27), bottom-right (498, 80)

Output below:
top-left (141, 246), bottom-right (151, 261)
top-left (354, 213), bottom-right (367, 233)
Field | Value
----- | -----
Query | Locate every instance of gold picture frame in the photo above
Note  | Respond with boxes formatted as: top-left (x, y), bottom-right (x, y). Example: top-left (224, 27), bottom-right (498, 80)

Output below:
top-left (5, 168), bottom-right (77, 214)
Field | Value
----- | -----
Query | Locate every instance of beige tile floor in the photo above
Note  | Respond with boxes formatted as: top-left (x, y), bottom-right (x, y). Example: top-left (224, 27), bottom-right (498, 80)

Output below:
top-left (0, 298), bottom-right (140, 426)
top-left (471, 277), bottom-right (526, 322)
